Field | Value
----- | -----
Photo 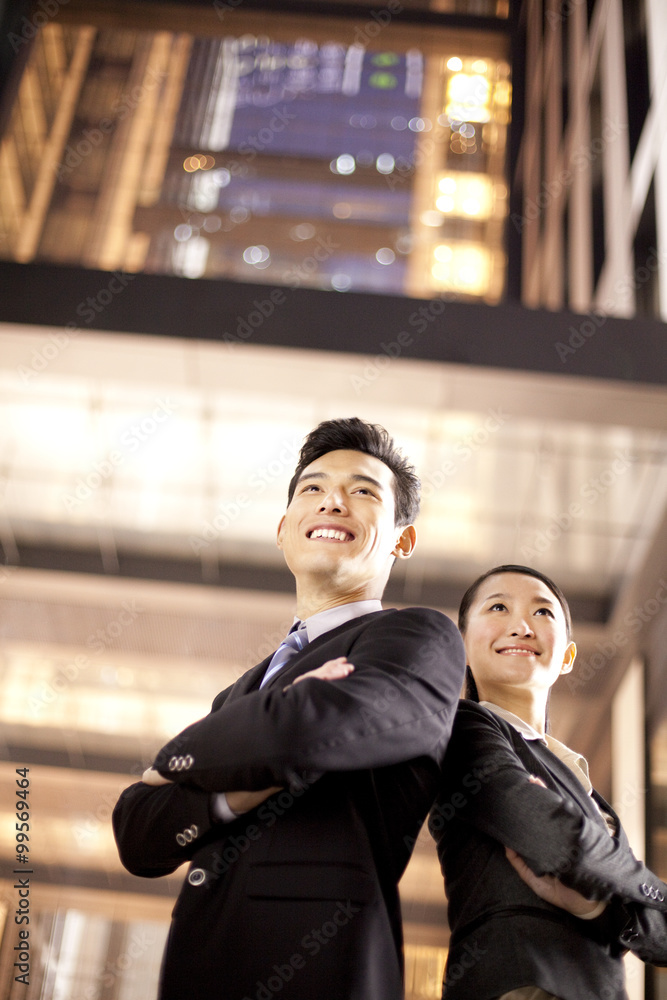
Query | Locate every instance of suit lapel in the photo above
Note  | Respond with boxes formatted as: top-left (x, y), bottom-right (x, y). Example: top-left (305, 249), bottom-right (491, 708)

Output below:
top-left (260, 610), bottom-right (386, 691)
top-left (226, 655), bottom-right (273, 699)
top-left (528, 738), bottom-right (608, 826)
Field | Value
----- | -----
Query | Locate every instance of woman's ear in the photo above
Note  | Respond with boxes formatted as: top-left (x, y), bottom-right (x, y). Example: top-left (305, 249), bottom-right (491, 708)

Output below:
top-left (559, 641), bottom-right (577, 676)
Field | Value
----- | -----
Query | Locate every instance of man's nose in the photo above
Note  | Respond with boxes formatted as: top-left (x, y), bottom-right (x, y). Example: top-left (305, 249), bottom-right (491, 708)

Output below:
top-left (318, 489), bottom-right (347, 513)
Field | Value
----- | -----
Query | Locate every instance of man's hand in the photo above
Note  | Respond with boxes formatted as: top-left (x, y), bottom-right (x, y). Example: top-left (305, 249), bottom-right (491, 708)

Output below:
top-left (141, 660), bottom-right (355, 802)
top-left (290, 656), bottom-right (355, 686)
top-left (505, 774), bottom-right (605, 918)
top-left (226, 660), bottom-right (356, 809)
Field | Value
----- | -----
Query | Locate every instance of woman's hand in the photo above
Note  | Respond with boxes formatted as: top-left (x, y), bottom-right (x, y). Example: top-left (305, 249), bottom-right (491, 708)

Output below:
top-left (141, 767), bottom-right (172, 786)
top-left (227, 787), bottom-right (283, 813)
top-left (505, 847), bottom-right (605, 917)
top-left (505, 775), bottom-right (605, 918)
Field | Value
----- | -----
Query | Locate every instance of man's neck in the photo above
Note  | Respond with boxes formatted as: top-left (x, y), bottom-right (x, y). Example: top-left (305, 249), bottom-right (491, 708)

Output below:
top-left (295, 587), bottom-right (383, 621)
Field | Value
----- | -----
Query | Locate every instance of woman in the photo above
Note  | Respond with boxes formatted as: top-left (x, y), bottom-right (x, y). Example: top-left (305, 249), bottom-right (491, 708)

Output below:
top-left (430, 564), bottom-right (667, 1000)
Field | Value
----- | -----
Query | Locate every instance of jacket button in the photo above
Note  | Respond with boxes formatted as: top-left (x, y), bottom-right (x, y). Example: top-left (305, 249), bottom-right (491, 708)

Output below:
top-left (641, 883), bottom-right (651, 896)
top-left (188, 868), bottom-right (206, 886)
top-left (168, 756), bottom-right (178, 771)
top-left (176, 833), bottom-right (186, 846)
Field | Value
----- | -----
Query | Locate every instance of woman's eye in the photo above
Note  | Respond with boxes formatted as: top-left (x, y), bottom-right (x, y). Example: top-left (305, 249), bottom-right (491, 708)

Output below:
top-left (489, 602), bottom-right (506, 611)
top-left (535, 607), bottom-right (554, 617)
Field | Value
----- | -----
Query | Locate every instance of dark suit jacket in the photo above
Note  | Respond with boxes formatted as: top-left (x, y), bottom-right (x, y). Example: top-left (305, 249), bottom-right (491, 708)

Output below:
top-left (430, 701), bottom-right (667, 1000)
top-left (113, 607), bottom-right (465, 1000)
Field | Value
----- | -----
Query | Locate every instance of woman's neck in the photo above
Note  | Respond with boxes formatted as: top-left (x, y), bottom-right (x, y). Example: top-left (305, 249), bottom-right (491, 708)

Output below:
top-left (476, 684), bottom-right (547, 735)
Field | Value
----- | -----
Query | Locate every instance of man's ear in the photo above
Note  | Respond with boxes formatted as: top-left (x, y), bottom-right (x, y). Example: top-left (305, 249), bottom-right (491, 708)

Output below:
top-left (276, 515), bottom-right (286, 550)
top-left (559, 641), bottom-right (577, 676)
top-left (392, 524), bottom-right (416, 560)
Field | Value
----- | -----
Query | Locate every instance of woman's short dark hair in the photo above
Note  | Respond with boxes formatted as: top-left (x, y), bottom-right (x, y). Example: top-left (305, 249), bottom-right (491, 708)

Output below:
top-left (287, 417), bottom-right (420, 526)
top-left (458, 564), bottom-right (573, 701)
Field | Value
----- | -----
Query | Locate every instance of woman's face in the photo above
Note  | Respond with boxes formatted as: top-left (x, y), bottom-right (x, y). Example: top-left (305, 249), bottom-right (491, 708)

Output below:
top-left (464, 572), bottom-right (576, 696)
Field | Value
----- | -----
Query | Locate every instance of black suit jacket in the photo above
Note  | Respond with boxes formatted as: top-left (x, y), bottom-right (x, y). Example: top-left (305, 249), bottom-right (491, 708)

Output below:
top-left (113, 607), bottom-right (465, 1000)
top-left (430, 701), bottom-right (667, 1000)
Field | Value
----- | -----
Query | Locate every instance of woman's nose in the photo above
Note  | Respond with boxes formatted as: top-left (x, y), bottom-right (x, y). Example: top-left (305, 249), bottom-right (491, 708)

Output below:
top-left (509, 619), bottom-right (535, 637)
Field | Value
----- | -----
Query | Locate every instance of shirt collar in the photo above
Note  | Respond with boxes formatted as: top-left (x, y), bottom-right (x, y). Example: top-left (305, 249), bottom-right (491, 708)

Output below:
top-left (479, 701), bottom-right (545, 742)
top-left (479, 700), bottom-right (592, 791)
top-left (297, 600), bottom-right (383, 643)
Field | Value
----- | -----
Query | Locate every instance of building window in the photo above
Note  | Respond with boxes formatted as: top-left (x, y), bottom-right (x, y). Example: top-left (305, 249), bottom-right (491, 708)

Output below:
top-left (0, 7), bottom-right (511, 303)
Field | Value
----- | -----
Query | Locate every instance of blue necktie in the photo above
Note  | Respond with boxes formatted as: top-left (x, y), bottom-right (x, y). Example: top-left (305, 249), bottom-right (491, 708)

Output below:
top-left (260, 622), bottom-right (308, 688)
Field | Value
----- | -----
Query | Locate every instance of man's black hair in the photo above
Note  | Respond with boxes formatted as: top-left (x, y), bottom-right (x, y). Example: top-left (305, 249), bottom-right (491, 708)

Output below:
top-left (287, 417), bottom-right (420, 526)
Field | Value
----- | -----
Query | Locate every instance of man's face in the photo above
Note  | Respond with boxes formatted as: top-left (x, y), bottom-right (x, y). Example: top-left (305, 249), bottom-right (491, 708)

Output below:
top-left (277, 449), bottom-right (415, 599)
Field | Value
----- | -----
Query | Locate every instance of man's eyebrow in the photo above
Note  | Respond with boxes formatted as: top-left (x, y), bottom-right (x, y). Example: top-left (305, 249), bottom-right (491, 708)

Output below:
top-left (295, 472), bottom-right (385, 491)
top-left (350, 474), bottom-right (385, 491)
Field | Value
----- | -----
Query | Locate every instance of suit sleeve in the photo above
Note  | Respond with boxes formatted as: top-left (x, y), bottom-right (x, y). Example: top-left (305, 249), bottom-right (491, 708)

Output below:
top-left (113, 680), bottom-right (237, 877)
top-left (113, 781), bottom-right (218, 877)
top-left (438, 703), bottom-right (667, 914)
top-left (151, 608), bottom-right (465, 792)
top-left (604, 900), bottom-right (667, 965)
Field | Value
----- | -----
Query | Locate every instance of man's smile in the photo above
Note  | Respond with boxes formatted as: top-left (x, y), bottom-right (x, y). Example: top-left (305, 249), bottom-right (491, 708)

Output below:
top-left (307, 526), bottom-right (355, 542)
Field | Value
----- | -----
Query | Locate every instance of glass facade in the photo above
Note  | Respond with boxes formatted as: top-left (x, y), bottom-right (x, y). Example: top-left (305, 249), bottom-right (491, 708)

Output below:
top-left (0, 8), bottom-right (511, 301)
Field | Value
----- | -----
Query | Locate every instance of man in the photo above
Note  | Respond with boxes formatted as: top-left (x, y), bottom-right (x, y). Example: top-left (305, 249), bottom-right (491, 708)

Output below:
top-left (113, 417), bottom-right (465, 1000)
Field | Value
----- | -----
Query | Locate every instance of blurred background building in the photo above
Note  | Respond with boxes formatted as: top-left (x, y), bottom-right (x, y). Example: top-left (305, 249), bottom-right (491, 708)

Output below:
top-left (0, 0), bottom-right (665, 997)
